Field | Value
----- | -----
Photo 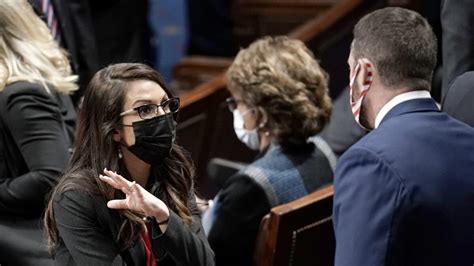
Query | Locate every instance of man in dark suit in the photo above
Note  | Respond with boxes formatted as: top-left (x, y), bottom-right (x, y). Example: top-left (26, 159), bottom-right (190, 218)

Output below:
top-left (30, 0), bottom-right (150, 106)
top-left (333, 7), bottom-right (474, 266)
top-left (29, 0), bottom-right (100, 105)
top-left (442, 71), bottom-right (474, 127)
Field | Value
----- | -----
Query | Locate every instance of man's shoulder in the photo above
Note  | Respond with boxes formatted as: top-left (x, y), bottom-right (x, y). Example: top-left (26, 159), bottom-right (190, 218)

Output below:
top-left (353, 113), bottom-right (442, 154)
top-left (337, 124), bottom-right (413, 172)
top-left (341, 129), bottom-right (388, 156)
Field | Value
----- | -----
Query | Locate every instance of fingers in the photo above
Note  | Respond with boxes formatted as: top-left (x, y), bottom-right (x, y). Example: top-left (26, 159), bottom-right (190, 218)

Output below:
top-left (99, 174), bottom-right (134, 195)
top-left (103, 168), bottom-right (126, 183)
top-left (99, 168), bottom-right (137, 195)
top-left (98, 174), bottom-right (120, 189)
top-left (103, 168), bottom-right (131, 187)
top-left (107, 199), bottom-right (128, 209)
top-left (99, 169), bottom-right (149, 214)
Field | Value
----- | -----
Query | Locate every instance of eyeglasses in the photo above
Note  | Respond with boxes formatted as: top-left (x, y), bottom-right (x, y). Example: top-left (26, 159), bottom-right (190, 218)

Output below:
top-left (225, 97), bottom-right (244, 112)
top-left (120, 97), bottom-right (180, 120)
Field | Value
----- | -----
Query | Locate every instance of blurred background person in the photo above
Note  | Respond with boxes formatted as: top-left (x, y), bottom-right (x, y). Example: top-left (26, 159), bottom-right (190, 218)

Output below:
top-left (440, 0), bottom-right (474, 101)
top-left (202, 36), bottom-right (334, 266)
top-left (0, 1), bottom-right (77, 265)
top-left (440, 0), bottom-right (474, 127)
top-left (442, 71), bottom-right (474, 127)
top-left (29, 0), bottom-right (150, 106)
top-left (44, 63), bottom-right (214, 265)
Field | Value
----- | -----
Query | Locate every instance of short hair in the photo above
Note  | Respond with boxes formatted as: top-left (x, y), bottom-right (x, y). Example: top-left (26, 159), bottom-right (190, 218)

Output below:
top-left (226, 36), bottom-right (332, 147)
top-left (352, 7), bottom-right (437, 91)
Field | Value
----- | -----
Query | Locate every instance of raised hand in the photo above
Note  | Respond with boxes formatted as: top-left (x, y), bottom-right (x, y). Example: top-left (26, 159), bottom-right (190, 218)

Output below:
top-left (99, 168), bottom-right (169, 224)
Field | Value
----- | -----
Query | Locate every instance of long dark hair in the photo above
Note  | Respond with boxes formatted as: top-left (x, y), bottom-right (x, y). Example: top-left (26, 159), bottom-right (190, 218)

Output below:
top-left (44, 63), bottom-right (195, 252)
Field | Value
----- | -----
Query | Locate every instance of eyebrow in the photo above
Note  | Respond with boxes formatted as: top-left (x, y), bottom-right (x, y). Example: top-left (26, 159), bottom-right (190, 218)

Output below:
top-left (131, 95), bottom-right (169, 107)
top-left (131, 99), bottom-right (153, 108)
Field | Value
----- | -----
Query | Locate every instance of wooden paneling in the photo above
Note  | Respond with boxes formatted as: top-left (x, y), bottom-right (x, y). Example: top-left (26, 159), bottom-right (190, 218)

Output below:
top-left (172, 56), bottom-right (233, 91)
top-left (236, 0), bottom-right (338, 16)
top-left (232, 0), bottom-right (337, 48)
top-left (290, 0), bottom-right (376, 98)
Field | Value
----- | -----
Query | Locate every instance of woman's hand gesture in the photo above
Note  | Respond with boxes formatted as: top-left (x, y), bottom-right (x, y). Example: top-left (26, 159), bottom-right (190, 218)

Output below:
top-left (99, 168), bottom-right (170, 225)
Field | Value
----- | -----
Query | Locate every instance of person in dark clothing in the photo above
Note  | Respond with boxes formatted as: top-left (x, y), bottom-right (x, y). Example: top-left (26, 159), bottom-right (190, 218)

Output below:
top-left (186, 0), bottom-right (236, 57)
top-left (29, 0), bottom-right (100, 106)
top-left (30, 0), bottom-right (150, 106)
top-left (440, 0), bottom-right (474, 101)
top-left (0, 1), bottom-right (77, 264)
top-left (44, 63), bottom-right (214, 265)
top-left (442, 71), bottom-right (474, 127)
top-left (202, 36), bottom-right (334, 266)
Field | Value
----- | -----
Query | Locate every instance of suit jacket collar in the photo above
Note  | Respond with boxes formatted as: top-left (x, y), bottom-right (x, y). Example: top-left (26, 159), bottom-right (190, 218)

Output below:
top-left (379, 98), bottom-right (440, 126)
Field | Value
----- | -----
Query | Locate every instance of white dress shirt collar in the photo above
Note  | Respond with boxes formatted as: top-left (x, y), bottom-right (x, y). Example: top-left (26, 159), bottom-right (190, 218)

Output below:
top-left (374, 90), bottom-right (432, 128)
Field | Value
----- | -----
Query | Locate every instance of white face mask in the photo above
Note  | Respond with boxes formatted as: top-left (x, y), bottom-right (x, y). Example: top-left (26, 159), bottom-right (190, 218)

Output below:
top-left (232, 109), bottom-right (260, 150)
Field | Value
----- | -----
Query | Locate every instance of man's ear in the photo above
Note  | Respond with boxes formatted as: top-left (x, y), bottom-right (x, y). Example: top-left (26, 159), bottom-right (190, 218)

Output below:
top-left (113, 129), bottom-right (121, 142)
top-left (357, 58), bottom-right (374, 86)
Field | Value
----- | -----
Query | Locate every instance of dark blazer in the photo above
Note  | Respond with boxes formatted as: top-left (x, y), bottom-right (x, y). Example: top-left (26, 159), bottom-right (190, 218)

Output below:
top-left (53, 188), bottom-right (215, 265)
top-left (54, 0), bottom-right (100, 102)
top-left (30, 0), bottom-right (100, 104)
top-left (441, 0), bottom-right (474, 99)
top-left (0, 81), bottom-right (76, 265)
top-left (442, 71), bottom-right (474, 127)
top-left (333, 98), bottom-right (474, 266)
top-left (89, 0), bottom-right (150, 68)
top-left (30, 0), bottom-right (153, 105)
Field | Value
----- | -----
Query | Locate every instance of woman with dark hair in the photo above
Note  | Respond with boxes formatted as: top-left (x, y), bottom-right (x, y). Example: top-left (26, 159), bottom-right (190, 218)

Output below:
top-left (202, 36), bottom-right (334, 266)
top-left (44, 63), bottom-right (214, 265)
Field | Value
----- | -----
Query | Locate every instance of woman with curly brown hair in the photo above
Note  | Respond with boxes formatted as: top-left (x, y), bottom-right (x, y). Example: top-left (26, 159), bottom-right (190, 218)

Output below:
top-left (44, 63), bottom-right (214, 265)
top-left (203, 36), bottom-right (334, 266)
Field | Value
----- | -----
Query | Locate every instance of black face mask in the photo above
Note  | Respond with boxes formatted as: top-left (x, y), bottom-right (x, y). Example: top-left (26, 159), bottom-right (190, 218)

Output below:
top-left (127, 113), bottom-right (176, 166)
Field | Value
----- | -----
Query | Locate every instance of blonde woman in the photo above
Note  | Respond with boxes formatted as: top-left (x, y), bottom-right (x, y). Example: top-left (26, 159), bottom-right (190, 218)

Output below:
top-left (0, 1), bottom-right (77, 264)
top-left (203, 36), bottom-right (334, 266)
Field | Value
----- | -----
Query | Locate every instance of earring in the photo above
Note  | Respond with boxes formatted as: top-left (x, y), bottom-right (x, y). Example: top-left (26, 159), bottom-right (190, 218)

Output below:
top-left (264, 131), bottom-right (270, 136)
top-left (118, 148), bottom-right (123, 159)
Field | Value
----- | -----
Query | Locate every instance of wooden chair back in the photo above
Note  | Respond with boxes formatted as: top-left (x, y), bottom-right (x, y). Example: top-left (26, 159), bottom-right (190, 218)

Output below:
top-left (253, 185), bottom-right (335, 266)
